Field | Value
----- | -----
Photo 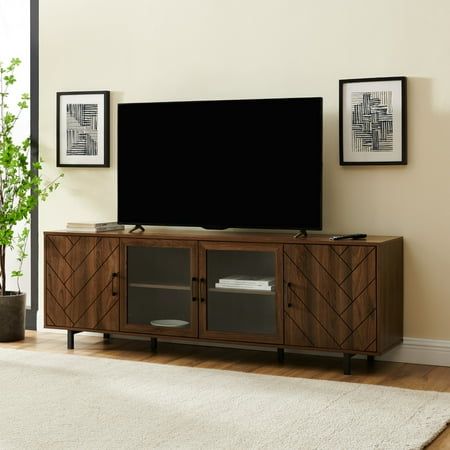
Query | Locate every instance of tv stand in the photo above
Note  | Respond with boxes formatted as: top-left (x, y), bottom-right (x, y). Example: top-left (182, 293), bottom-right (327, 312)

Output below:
top-left (129, 224), bottom-right (145, 233)
top-left (44, 229), bottom-right (403, 375)
top-left (293, 229), bottom-right (308, 238)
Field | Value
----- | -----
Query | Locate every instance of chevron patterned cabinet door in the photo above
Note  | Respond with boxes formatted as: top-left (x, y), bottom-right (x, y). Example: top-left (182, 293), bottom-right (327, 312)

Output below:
top-left (45, 235), bottom-right (120, 332)
top-left (284, 244), bottom-right (377, 353)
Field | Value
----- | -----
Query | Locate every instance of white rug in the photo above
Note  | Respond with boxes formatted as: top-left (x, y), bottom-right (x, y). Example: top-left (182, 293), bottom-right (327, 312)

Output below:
top-left (0, 348), bottom-right (449, 450)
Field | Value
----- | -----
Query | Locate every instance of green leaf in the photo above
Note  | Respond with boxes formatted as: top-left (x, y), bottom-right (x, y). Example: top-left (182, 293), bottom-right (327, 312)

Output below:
top-left (17, 100), bottom-right (29, 109)
top-left (4, 75), bottom-right (16, 85)
top-left (8, 58), bottom-right (21, 69)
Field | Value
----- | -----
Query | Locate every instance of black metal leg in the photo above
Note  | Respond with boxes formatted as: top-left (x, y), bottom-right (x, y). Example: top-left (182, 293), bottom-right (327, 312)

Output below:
top-left (67, 330), bottom-right (80, 350)
top-left (150, 337), bottom-right (158, 352)
top-left (367, 355), bottom-right (375, 366)
top-left (103, 333), bottom-right (111, 340)
top-left (343, 353), bottom-right (355, 375)
top-left (277, 348), bottom-right (285, 363)
top-left (67, 331), bottom-right (74, 350)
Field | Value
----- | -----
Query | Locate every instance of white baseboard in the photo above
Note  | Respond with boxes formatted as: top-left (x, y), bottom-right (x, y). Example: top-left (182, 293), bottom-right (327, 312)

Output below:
top-left (377, 337), bottom-right (450, 367)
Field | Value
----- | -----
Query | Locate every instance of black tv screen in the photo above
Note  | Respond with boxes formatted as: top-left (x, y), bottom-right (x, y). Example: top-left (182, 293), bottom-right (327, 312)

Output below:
top-left (118, 97), bottom-right (322, 231)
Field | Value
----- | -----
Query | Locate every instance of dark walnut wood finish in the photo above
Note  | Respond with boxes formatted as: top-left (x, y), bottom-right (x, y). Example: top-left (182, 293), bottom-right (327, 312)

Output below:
top-left (284, 244), bottom-right (377, 352)
top-left (45, 235), bottom-right (120, 332)
top-left (44, 230), bottom-right (403, 374)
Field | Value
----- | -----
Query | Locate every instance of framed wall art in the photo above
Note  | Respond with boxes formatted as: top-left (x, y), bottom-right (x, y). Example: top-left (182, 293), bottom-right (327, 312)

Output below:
top-left (57, 90), bottom-right (110, 167)
top-left (339, 77), bottom-right (407, 165)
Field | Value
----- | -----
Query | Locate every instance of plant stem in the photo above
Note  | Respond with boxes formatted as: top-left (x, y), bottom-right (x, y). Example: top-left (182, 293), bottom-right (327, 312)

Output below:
top-left (0, 246), bottom-right (5, 295)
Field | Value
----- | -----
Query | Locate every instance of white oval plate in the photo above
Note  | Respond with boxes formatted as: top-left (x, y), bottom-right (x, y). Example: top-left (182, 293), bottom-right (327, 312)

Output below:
top-left (150, 319), bottom-right (189, 328)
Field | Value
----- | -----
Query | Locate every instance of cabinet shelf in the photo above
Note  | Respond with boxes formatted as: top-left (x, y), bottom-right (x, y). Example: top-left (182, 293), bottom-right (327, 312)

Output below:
top-left (129, 282), bottom-right (191, 291)
top-left (209, 287), bottom-right (276, 296)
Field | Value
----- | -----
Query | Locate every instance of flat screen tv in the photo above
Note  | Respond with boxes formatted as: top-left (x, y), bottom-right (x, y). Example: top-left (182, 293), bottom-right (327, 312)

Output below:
top-left (117, 97), bottom-right (322, 231)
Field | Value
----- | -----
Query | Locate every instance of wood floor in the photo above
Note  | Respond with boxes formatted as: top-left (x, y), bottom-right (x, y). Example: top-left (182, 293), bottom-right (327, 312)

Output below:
top-left (1, 331), bottom-right (449, 449)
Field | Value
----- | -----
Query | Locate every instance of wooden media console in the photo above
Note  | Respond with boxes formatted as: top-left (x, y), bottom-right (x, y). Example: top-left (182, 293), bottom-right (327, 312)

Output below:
top-left (44, 229), bottom-right (403, 375)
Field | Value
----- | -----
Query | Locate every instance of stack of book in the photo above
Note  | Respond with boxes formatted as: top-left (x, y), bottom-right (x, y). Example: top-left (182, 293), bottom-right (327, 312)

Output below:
top-left (215, 275), bottom-right (275, 291)
top-left (65, 221), bottom-right (125, 232)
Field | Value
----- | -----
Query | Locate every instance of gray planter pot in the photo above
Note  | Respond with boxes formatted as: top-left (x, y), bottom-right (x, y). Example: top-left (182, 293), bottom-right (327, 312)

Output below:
top-left (0, 292), bottom-right (26, 342)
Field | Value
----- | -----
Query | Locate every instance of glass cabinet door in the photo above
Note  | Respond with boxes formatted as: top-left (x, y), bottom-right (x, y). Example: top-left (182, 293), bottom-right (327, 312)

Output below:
top-left (120, 239), bottom-right (198, 337)
top-left (199, 242), bottom-right (283, 344)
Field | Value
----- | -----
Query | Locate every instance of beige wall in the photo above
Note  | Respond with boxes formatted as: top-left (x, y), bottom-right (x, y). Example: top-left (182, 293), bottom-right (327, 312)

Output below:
top-left (39, 0), bottom-right (450, 339)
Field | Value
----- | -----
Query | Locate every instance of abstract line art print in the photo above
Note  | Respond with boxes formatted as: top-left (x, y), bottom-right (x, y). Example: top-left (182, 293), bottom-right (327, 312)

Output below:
top-left (351, 91), bottom-right (393, 152)
top-left (66, 104), bottom-right (98, 156)
top-left (57, 91), bottom-right (110, 167)
top-left (339, 77), bottom-right (407, 165)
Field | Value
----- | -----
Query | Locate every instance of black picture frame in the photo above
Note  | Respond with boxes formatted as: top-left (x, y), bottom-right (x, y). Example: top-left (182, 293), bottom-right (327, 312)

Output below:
top-left (339, 77), bottom-right (407, 165)
top-left (56, 90), bottom-right (110, 167)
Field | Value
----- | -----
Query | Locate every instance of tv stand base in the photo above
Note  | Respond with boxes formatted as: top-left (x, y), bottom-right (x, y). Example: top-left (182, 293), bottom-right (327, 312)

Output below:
top-left (293, 229), bottom-right (307, 238)
top-left (129, 224), bottom-right (145, 233)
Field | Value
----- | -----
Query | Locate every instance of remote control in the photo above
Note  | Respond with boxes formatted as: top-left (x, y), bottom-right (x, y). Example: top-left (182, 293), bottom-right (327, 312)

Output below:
top-left (329, 233), bottom-right (367, 241)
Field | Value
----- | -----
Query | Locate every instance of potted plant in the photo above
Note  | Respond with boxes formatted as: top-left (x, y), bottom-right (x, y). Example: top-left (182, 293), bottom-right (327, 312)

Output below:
top-left (0, 57), bottom-right (61, 341)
